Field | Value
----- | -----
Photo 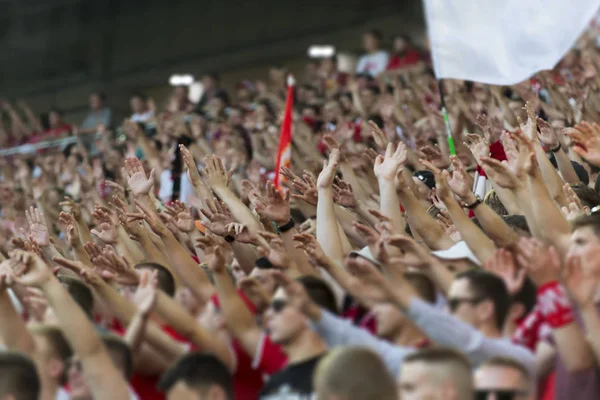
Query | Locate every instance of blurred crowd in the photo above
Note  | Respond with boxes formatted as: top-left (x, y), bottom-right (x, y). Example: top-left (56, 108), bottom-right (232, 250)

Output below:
top-left (1, 23), bottom-right (600, 400)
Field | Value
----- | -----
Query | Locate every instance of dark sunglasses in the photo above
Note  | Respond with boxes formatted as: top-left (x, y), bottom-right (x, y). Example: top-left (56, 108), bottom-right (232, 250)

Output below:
top-left (447, 297), bottom-right (484, 312)
top-left (475, 389), bottom-right (529, 400)
top-left (269, 299), bottom-right (288, 313)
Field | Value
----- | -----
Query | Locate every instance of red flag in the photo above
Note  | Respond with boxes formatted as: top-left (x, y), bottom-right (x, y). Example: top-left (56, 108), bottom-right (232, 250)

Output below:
top-left (274, 75), bottom-right (295, 188)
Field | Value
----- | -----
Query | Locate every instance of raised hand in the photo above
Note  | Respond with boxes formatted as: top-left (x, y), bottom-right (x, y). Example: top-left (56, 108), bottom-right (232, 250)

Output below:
top-left (317, 149), bottom-right (340, 189)
top-left (9, 250), bottom-right (53, 287)
top-left (225, 223), bottom-right (261, 245)
top-left (564, 122), bottom-right (600, 166)
top-left (484, 249), bottom-right (526, 296)
top-left (291, 175), bottom-right (318, 206)
top-left (200, 199), bottom-right (235, 237)
top-left (91, 207), bottom-right (118, 244)
top-left (479, 157), bottom-right (521, 190)
top-left (123, 157), bottom-right (155, 197)
top-left (374, 142), bottom-right (408, 181)
top-left (515, 238), bottom-right (560, 287)
top-left (464, 134), bottom-right (489, 164)
top-left (132, 269), bottom-right (158, 316)
top-left (446, 156), bottom-right (473, 202)
top-left (253, 181), bottom-right (291, 224)
top-left (94, 248), bottom-right (139, 286)
top-left (59, 212), bottom-right (80, 246)
top-left (420, 145), bottom-right (449, 169)
top-left (368, 120), bottom-right (389, 151)
top-left (345, 256), bottom-right (393, 303)
top-left (25, 207), bottom-right (49, 247)
top-left (332, 177), bottom-right (356, 208)
top-left (537, 117), bottom-right (559, 149)
top-left (203, 155), bottom-right (231, 189)
top-left (386, 234), bottom-right (433, 268)
top-left (518, 102), bottom-right (538, 141)
top-left (179, 144), bottom-right (203, 187)
top-left (59, 197), bottom-right (81, 220)
top-left (293, 233), bottom-right (328, 266)
top-left (257, 232), bottom-right (290, 269)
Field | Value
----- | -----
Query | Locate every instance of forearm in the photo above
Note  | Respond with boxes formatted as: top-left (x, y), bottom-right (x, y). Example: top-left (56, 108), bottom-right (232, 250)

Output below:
top-left (443, 196), bottom-right (496, 265)
top-left (124, 311), bottom-right (150, 353)
top-left (280, 228), bottom-right (317, 277)
top-left (554, 148), bottom-right (580, 184)
top-left (551, 322), bottom-right (596, 371)
top-left (378, 179), bottom-right (406, 232)
top-left (138, 231), bottom-right (172, 267)
top-left (42, 278), bottom-right (104, 357)
top-left (533, 143), bottom-right (568, 204)
top-left (317, 188), bottom-right (345, 263)
top-left (398, 189), bottom-right (454, 250)
top-left (213, 186), bottom-right (263, 232)
top-left (0, 291), bottom-right (35, 353)
top-left (339, 163), bottom-right (372, 204)
top-left (473, 203), bottom-right (520, 247)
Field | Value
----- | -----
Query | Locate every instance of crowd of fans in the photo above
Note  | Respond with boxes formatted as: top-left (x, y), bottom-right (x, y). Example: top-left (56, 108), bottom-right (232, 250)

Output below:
top-left (1, 22), bottom-right (600, 400)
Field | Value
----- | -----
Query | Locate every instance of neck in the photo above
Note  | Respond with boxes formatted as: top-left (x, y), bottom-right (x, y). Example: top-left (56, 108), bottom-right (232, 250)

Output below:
top-left (480, 323), bottom-right (502, 339)
top-left (40, 376), bottom-right (59, 400)
top-left (392, 324), bottom-right (427, 347)
top-left (284, 330), bottom-right (327, 364)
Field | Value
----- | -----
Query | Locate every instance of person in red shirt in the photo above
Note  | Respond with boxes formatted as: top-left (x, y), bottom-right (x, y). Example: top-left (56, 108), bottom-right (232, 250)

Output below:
top-left (386, 34), bottom-right (422, 71)
top-left (44, 108), bottom-right (72, 139)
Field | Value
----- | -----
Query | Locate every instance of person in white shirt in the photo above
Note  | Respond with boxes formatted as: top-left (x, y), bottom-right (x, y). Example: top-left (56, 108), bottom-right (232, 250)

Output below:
top-left (130, 93), bottom-right (154, 123)
top-left (356, 29), bottom-right (389, 77)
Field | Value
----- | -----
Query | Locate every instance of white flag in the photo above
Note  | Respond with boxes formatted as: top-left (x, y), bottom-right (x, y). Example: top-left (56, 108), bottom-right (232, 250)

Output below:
top-left (423, 0), bottom-right (600, 85)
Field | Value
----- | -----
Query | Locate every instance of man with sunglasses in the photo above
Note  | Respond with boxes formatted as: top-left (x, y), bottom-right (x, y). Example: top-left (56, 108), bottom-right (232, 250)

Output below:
top-left (474, 357), bottom-right (533, 400)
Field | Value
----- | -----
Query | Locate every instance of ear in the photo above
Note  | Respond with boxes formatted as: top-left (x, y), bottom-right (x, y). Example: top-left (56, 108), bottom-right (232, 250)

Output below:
top-left (508, 302), bottom-right (526, 322)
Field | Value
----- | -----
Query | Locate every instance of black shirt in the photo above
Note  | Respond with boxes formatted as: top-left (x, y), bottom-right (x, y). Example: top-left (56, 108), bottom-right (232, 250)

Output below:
top-left (259, 353), bottom-right (326, 399)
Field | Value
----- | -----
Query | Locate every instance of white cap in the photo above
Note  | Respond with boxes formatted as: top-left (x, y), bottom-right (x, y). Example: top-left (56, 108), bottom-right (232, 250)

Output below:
top-left (349, 246), bottom-right (381, 267)
top-left (432, 241), bottom-right (481, 267)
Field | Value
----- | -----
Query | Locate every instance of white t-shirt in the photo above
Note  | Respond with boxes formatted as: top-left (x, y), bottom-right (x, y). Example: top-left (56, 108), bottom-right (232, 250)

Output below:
top-left (356, 51), bottom-right (389, 77)
top-left (130, 110), bottom-right (154, 123)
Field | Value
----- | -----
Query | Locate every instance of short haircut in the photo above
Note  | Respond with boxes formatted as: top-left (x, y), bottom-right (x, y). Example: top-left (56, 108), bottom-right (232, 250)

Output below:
top-left (456, 269), bottom-right (510, 330)
top-left (480, 356), bottom-right (531, 380)
top-left (102, 335), bottom-right (134, 379)
top-left (404, 347), bottom-right (473, 397)
top-left (158, 353), bottom-right (233, 399)
top-left (57, 276), bottom-right (94, 319)
top-left (570, 183), bottom-right (600, 209)
top-left (484, 190), bottom-right (508, 216)
top-left (315, 347), bottom-right (396, 400)
top-left (571, 213), bottom-right (600, 238)
top-left (297, 275), bottom-right (338, 315)
top-left (134, 262), bottom-right (176, 297)
top-left (404, 272), bottom-right (436, 303)
top-left (365, 29), bottom-right (383, 42)
top-left (502, 215), bottom-right (530, 235)
top-left (92, 91), bottom-right (107, 102)
top-left (0, 352), bottom-right (40, 400)
top-left (30, 325), bottom-right (72, 385)
top-left (512, 276), bottom-right (537, 316)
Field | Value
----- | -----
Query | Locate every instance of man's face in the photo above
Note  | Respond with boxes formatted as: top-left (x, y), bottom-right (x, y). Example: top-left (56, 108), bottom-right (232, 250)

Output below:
top-left (446, 278), bottom-right (481, 327)
top-left (89, 94), bottom-right (102, 110)
top-left (250, 267), bottom-right (277, 295)
top-left (393, 37), bottom-right (408, 53)
top-left (68, 357), bottom-right (91, 400)
top-left (363, 33), bottom-right (378, 52)
top-left (323, 101), bottom-right (341, 122)
top-left (130, 97), bottom-right (144, 113)
top-left (398, 361), bottom-right (443, 400)
top-left (198, 302), bottom-right (225, 333)
top-left (264, 288), bottom-right (307, 345)
top-left (567, 227), bottom-right (600, 275)
top-left (360, 89), bottom-right (375, 110)
top-left (474, 365), bottom-right (532, 400)
top-left (372, 303), bottom-right (405, 340)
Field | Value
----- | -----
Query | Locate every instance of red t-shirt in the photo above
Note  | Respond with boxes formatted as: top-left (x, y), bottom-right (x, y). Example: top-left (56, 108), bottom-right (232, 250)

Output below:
top-left (386, 49), bottom-right (421, 70)
top-left (251, 333), bottom-right (289, 376)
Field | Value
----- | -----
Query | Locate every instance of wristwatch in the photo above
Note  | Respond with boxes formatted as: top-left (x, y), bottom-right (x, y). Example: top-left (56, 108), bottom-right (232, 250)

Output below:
top-left (465, 195), bottom-right (483, 210)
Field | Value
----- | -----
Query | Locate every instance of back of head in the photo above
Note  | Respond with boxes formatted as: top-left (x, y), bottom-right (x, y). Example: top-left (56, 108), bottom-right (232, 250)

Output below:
top-left (571, 183), bottom-right (600, 209)
top-left (102, 335), bottom-right (134, 379)
top-left (0, 352), bottom-right (40, 400)
top-left (571, 212), bottom-right (600, 237)
top-left (158, 353), bottom-right (233, 400)
top-left (134, 262), bottom-right (175, 297)
top-left (484, 190), bottom-right (508, 216)
top-left (314, 347), bottom-right (397, 400)
top-left (456, 269), bottom-right (510, 331)
top-left (58, 276), bottom-right (94, 319)
top-left (402, 348), bottom-right (473, 398)
top-left (296, 275), bottom-right (338, 315)
top-left (404, 272), bottom-right (436, 303)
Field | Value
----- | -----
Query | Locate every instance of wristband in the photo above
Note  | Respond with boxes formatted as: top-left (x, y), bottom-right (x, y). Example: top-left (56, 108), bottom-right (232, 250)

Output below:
top-left (537, 281), bottom-right (574, 328)
top-left (550, 143), bottom-right (562, 153)
top-left (255, 256), bottom-right (274, 269)
top-left (225, 235), bottom-right (235, 243)
top-left (277, 218), bottom-right (295, 233)
top-left (465, 195), bottom-right (482, 210)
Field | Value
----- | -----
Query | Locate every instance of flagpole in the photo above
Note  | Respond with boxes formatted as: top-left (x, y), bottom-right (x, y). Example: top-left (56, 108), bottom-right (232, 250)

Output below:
top-left (437, 79), bottom-right (456, 155)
